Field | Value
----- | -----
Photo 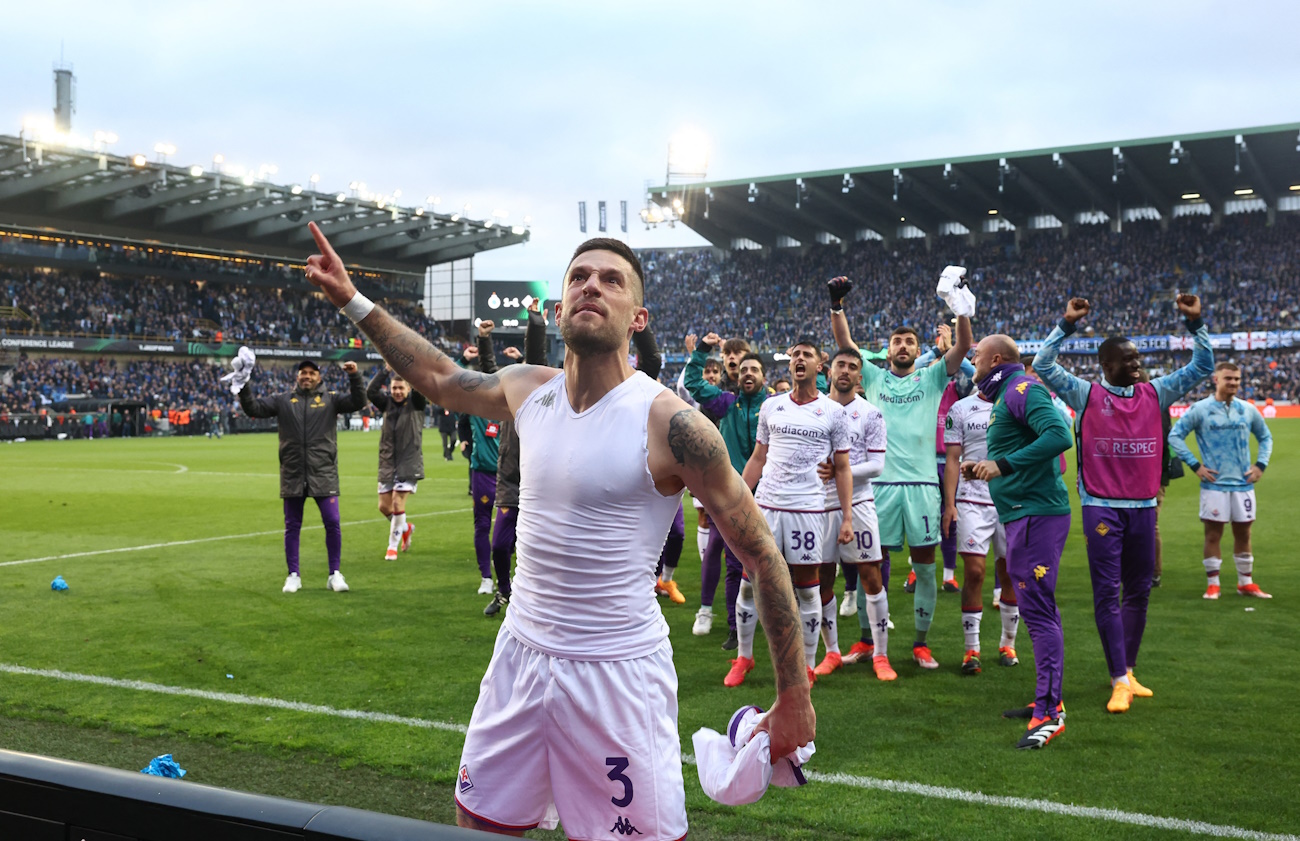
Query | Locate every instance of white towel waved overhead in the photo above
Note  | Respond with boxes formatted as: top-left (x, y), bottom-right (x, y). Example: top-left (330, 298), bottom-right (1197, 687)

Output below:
top-left (936, 265), bottom-right (976, 318)
top-left (219, 346), bottom-right (257, 395)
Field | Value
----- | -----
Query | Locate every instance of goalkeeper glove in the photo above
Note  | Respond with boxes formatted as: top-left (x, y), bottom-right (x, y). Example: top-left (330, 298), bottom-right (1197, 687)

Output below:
top-left (827, 276), bottom-right (853, 311)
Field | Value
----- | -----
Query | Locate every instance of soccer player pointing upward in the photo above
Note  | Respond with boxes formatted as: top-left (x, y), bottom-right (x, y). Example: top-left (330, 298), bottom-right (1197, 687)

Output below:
top-left (304, 222), bottom-right (813, 838)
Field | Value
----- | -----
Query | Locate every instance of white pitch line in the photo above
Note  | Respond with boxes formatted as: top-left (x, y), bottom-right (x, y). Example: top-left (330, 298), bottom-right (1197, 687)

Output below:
top-left (0, 508), bottom-right (471, 568)
top-left (0, 664), bottom-right (466, 734)
top-left (0, 662), bottom-right (1292, 841)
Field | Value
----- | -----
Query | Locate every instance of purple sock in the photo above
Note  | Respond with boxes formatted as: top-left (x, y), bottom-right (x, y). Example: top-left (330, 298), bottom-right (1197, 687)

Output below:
top-left (724, 545), bottom-right (743, 630)
top-left (316, 496), bottom-right (342, 573)
top-left (881, 548), bottom-right (891, 592)
top-left (283, 497), bottom-right (306, 576)
top-left (700, 526), bottom-right (725, 608)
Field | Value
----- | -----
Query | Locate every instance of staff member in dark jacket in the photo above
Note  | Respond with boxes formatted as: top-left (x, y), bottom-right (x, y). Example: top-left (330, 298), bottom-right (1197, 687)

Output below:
top-left (435, 404), bottom-right (458, 461)
top-left (369, 364), bottom-right (427, 561)
top-left (239, 359), bottom-right (366, 593)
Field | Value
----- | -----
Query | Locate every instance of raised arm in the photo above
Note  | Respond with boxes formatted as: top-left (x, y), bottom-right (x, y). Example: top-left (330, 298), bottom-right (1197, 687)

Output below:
top-left (828, 277), bottom-right (858, 352)
top-left (649, 400), bottom-right (813, 758)
top-left (1033, 298), bottom-right (1094, 412)
top-left (367, 367), bottom-right (391, 412)
top-left (633, 324), bottom-right (662, 380)
top-left (476, 321), bottom-right (498, 375)
top-left (332, 362), bottom-right (367, 414)
top-left (237, 382), bottom-right (277, 419)
top-left (524, 303), bottom-right (548, 365)
top-left (303, 222), bottom-right (548, 418)
top-left (1150, 296), bottom-right (1213, 410)
top-left (945, 315), bottom-right (973, 377)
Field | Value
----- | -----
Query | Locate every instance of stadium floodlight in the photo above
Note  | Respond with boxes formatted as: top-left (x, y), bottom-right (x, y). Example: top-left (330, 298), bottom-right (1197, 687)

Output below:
top-left (484, 219), bottom-right (494, 228)
top-left (213, 154), bottom-right (224, 163)
top-left (899, 216), bottom-right (905, 222)
top-left (666, 127), bottom-right (710, 185)
top-left (1169, 141), bottom-right (1184, 165)
top-left (988, 209), bottom-right (998, 215)
top-left (335, 192), bottom-right (347, 202)
top-left (189, 165), bottom-right (204, 177)
top-left (393, 189), bottom-right (402, 198)
top-left (842, 173), bottom-right (854, 194)
top-left (1052, 152), bottom-right (1064, 169)
top-left (1234, 188), bottom-right (1254, 196)
top-left (414, 207), bottom-right (424, 216)
top-left (451, 212), bottom-right (462, 222)
top-left (290, 184), bottom-right (303, 195)
top-left (747, 183), bottom-right (758, 203)
top-left (310, 173), bottom-right (321, 184)
top-left (131, 154), bottom-right (147, 167)
top-left (1181, 192), bottom-right (1200, 200)
top-left (1291, 184), bottom-right (1300, 191)
top-left (241, 172), bottom-right (256, 186)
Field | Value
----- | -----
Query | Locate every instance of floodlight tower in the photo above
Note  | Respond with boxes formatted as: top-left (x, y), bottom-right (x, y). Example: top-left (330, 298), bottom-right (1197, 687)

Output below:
top-left (646, 128), bottom-right (710, 228)
top-left (53, 62), bottom-right (76, 133)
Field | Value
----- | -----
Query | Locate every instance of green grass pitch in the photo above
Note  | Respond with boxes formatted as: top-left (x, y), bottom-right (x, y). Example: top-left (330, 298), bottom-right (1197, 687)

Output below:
top-left (0, 425), bottom-right (1297, 840)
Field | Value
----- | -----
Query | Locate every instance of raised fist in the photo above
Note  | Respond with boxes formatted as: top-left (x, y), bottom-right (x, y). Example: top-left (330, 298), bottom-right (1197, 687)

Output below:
top-left (1176, 294), bottom-right (1202, 320)
top-left (478, 319), bottom-right (495, 337)
top-left (1064, 298), bottom-right (1091, 324)
top-left (503, 346), bottom-right (523, 360)
top-left (342, 361), bottom-right (358, 374)
top-left (462, 346), bottom-right (479, 362)
top-left (828, 276), bottom-right (853, 307)
top-left (702, 332), bottom-right (722, 349)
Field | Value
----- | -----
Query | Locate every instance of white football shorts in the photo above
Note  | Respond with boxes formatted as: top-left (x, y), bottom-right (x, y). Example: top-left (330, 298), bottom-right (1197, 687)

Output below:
top-left (955, 501), bottom-right (1006, 558)
top-left (1199, 488), bottom-right (1257, 523)
top-left (820, 500), bottom-right (882, 564)
top-left (760, 507), bottom-right (826, 566)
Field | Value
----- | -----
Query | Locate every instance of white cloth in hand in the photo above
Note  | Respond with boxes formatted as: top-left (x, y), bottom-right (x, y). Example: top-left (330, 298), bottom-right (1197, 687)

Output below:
top-left (219, 346), bottom-right (256, 395)
top-left (936, 265), bottom-right (976, 317)
top-left (693, 705), bottom-right (815, 806)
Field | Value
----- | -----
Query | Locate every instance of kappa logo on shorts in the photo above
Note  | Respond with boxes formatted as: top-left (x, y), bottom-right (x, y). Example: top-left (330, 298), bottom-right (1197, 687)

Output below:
top-left (1094, 522), bottom-right (1111, 537)
top-left (458, 765), bottom-right (474, 794)
top-left (1033, 564), bottom-right (1049, 580)
top-left (610, 815), bottom-right (642, 835)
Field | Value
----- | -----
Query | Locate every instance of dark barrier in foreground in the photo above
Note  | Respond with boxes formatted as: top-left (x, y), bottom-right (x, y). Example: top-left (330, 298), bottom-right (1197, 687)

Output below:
top-left (0, 749), bottom-right (487, 840)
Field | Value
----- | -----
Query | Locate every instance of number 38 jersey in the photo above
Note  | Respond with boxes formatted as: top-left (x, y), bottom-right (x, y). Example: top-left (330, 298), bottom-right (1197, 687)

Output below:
top-left (755, 392), bottom-right (850, 513)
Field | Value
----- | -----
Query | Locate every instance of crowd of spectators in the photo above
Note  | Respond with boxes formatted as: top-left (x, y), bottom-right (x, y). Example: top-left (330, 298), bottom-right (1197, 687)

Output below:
top-left (640, 212), bottom-right (1300, 352)
top-left (1, 268), bottom-right (442, 349)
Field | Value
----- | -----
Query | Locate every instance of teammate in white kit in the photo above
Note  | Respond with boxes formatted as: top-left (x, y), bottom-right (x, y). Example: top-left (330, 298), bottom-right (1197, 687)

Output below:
top-left (304, 224), bottom-right (814, 839)
top-left (727, 339), bottom-right (855, 688)
top-left (942, 392), bottom-right (1021, 674)
top-left (813, 347), bottom-right (895, 681)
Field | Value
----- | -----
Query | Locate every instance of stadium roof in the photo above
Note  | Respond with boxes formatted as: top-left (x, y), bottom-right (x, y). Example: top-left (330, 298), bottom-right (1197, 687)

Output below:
top-left (0, 133), bottom-right (529, 276)
top-left (648, 123), bottom-right (1300, 249)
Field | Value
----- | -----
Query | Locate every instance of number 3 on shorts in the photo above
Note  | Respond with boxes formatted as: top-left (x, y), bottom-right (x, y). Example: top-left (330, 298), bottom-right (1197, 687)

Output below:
top-left (606, 756), bottom-right (633, 807)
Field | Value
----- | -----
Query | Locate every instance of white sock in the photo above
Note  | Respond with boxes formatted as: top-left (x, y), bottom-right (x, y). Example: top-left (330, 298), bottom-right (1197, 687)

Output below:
top-left (993, 586), bottom-right (1002, 604)
top-left (1113, 674), bottom-right (1131, 687)
top-left (944, 567), bottom-right (957, 583)
top-left (796, 585), bottom-right (821, 667)
top-left (820, 598), bottom-right (839, 655)
top-left (661, 565), bottom-right (675, 583)
top-left (697, 526), bottom-right (709, 560)
top-left (865, 590), bottom-right (889, 658)
top-left (1204, 556), bottom-right (1222, 584)
top-left (737, 579), bottom-right (758, 660)
top-left (961, 609), bottom-right (982, 652)
top-left (1234, 553), bottom-right (1253, 586)
top-left (999, 603), bottom-right (1020, 649)
top-left (388, 512), bottom-right (406, 551)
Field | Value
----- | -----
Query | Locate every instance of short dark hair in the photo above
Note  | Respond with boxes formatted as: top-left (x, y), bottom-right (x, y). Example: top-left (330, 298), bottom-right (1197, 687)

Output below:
top-left (568, 238), bottom-right (645, 305)
top-left (1215, 361), bottom-right (1240, 373)
top-left (890, 326), bottom-right (921, 343)
top-left (703, 357), bottom-right (723, 371)
top-left (831, 346), bottom-right (862, 366)
top-left (722, 338), bottom-right (751, 356)
top-left (790, 337), bottom-right (821, 357)
top-left (1098, 336), bottom-right (1134, 364)
top-left (739, 352), bottom-right (766, 372)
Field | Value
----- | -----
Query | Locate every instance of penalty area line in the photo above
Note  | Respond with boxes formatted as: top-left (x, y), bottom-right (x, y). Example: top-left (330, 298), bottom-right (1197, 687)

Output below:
top-left (0, 663), bottom-right (1291, 841)
top-left (0, 508), bottom-right (471, 568)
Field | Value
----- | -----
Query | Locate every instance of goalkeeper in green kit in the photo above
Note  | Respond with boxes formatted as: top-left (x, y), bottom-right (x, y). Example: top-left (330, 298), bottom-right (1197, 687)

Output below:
top-left (830, 267), bottom-right (973, 671)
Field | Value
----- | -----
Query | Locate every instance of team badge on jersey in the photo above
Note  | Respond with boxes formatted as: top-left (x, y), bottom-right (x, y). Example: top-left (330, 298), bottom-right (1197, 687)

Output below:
top-left (458, 765), bottom-right (474, 793)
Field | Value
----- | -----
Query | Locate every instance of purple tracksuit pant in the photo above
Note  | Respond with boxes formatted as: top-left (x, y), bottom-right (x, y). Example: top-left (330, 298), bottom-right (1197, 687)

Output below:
top-left (1005, 513), bottom-right (1071, 721)
top-left (471, 470), bottom-right (497, 578)
top-left (283, 495), bottom-right (342, 575)
top-left (1082, 506), bottom-right (1158, 679)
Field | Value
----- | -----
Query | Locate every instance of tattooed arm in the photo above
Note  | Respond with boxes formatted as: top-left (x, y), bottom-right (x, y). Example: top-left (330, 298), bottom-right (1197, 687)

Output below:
top-left (646, 392), bottom-right (815, 760)
top-left (303, 222), bottom-right (552, 418)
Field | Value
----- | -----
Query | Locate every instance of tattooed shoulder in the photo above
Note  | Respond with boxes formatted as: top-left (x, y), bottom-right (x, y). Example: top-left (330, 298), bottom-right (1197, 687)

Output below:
top-left (667, 408), bottom-right (725, 469)
top-left (456, 369), bottom-right (499, 393)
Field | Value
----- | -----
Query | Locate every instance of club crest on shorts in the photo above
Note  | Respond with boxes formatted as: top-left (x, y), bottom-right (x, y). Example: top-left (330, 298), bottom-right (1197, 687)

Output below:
top-left (458, 765), bottom-right (474, 793)
top-left (1094, 522), bottom-right (1110, 537)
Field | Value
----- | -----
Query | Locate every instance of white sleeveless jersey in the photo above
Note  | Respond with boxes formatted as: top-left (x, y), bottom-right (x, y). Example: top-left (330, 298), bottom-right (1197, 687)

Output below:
top-left (755, 392), bottom-right (850, 512)
top-left (506, 370), bottom-right (684, 660)
top-left (942, 393), bottom-right (994, 505)
top-left (822, 395), bottom-right (887, 508)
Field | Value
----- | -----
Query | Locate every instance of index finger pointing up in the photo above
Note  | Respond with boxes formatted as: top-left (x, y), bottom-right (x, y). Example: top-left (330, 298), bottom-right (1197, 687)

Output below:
top-left (308, 221), bottom-right (338, 258)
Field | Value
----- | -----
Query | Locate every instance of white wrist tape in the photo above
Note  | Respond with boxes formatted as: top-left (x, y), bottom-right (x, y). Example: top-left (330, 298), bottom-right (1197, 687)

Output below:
top-left (340, 293), bottom-right (375, 324)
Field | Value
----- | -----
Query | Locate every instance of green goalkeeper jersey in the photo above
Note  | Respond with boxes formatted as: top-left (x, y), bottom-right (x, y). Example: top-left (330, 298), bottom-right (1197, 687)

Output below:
top-left (861, 361), bottom-right (950, 485)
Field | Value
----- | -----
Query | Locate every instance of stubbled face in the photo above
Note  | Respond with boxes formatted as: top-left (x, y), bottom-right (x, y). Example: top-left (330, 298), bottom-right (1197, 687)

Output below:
top-left (972, 339), bottom-right (999, 382)
top-left (888, 332), bottom-right (919, 371)
top-left (390, 378), bottom-right (410, 402)
top-left (788, 345), bottom-right (818, 387)
top-left (1215, 368), bottom-right (1241, 399)
top-left (297, 367), bottom-right (321, 390)
top-left (703, 364), bottom-right (723, 386)
top-left (1102, 342), bottom-right (1142, 388)
top-left (774, 380), bottom-right (791, 393)
top-left (738, 360), bottom-right (765, 396)
top-left (558, 250), bottom-right (645, 356)
top-left (830, 355), bottom-right (862, 395)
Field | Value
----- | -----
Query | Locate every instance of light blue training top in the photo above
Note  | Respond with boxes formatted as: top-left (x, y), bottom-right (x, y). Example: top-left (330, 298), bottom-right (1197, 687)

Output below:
top-left (1168, 396), bottom-right (1272, 492)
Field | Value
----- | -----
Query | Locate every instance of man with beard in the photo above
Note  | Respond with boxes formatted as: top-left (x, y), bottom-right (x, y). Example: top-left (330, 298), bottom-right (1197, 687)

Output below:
top-left (305, 225), bottom-right (813, 837)
top-left (368, 364), bottom-right (427, 561)
top-left (830, 275), bottom-right (972, 671)
top-left (685, 335), bottom-right (769, 647)
top-left (730, 339), bottom-right (854, 688)
top-left (963, 335), bottom-right (1073, 749)
top-left (238, 359), bottom-right (366, 593)
top-left (813, 347), bottom-right (893, 681)
top-left (1034, 295), bottom-right (1212, 713)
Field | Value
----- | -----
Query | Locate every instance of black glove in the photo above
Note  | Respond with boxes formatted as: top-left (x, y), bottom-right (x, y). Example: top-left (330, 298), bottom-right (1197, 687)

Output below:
top-left (828, 276), bottom-right (853, 311)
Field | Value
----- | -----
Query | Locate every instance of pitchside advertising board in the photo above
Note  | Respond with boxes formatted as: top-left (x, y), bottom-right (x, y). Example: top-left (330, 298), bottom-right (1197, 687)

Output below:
top-left (473, 281), bottom-right (552, 333)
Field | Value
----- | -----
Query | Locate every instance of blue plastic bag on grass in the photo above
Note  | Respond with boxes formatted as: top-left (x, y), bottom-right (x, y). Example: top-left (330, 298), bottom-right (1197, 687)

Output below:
top-left (51, 576), bottom-right (68, 591)
top-left (141, 754), bottom-right (186, 778)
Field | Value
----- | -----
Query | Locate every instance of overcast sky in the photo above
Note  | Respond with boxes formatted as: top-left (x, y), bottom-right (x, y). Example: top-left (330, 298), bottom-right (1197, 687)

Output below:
top-left (3, 1), bottom-right (1297, 288)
